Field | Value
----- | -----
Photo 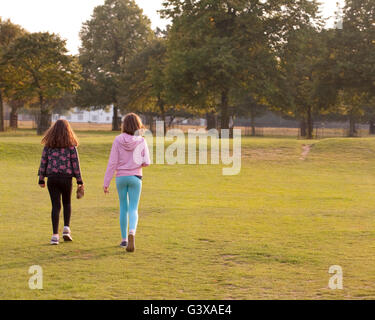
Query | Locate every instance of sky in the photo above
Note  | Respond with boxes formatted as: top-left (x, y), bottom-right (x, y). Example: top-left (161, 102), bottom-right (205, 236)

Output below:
top-left (0, 0), bottom-right (345, 55)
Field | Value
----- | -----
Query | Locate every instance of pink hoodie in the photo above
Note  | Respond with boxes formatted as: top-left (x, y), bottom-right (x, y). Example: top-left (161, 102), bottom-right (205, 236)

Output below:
top-left (103, 133), bottom-right (151, 188)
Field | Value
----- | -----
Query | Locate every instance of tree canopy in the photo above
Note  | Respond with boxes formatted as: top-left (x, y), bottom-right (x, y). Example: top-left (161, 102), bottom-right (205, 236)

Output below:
top-left (77, 0), bottom-right (153, 130)
top-left (2, 32), bottom-right (81, 134)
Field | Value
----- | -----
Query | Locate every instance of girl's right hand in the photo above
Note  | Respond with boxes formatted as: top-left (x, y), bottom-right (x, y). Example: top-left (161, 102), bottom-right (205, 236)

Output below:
top-left (103, 186), bottom-right (109, 194)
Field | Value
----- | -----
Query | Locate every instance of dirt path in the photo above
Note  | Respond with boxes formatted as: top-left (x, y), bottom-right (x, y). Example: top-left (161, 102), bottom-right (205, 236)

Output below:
top-left (300, 144), bottom-right (314, 160)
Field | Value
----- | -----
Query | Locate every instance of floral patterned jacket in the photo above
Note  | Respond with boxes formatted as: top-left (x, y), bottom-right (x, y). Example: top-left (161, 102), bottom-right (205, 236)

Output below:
top-left (38, 146), bottom-right (83, 185)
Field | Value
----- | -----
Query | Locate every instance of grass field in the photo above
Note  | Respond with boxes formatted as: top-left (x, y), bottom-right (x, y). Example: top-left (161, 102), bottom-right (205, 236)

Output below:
top-left (0, 129), bottom-right (375, 300)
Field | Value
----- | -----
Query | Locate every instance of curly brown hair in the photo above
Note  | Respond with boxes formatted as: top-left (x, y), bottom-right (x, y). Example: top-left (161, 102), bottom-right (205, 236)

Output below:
top-left (41, 119), bottom-right (79, 148)
top-left (122, 113), bottom-right (145, 135)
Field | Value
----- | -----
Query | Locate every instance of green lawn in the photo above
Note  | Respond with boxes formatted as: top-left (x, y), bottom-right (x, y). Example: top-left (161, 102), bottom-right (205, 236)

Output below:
top-left (0, 129), bottom-right (374, 300)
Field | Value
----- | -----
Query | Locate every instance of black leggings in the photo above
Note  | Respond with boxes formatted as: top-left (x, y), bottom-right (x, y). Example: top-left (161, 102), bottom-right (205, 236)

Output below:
top-left (47, 177), bottom-right (73, 234)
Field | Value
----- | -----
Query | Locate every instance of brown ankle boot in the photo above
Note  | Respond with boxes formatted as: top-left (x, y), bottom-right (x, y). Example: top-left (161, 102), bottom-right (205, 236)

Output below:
top-left (126, 234), bottom-right (135, 252)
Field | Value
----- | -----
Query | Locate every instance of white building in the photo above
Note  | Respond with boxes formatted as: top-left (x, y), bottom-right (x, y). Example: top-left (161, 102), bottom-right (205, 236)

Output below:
top-left (52, 105), bottom-right (208, 127)
top-left (52, 106), bottom-right (115, 124)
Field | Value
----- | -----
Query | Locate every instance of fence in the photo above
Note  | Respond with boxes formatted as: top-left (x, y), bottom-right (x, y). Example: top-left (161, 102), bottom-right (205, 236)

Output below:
top-left (3, 120), bottom-right (373, 138)
top-left (240, 126), bottom-right (372, 138)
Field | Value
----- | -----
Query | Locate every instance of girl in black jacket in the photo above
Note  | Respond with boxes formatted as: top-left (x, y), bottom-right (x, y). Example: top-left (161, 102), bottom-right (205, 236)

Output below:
top-left (38, 120), bottom-right (84, 245)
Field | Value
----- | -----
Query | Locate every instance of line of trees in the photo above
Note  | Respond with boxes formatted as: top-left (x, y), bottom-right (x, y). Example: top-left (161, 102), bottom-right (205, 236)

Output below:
top-left (1, 0), bottom-right (374, 138)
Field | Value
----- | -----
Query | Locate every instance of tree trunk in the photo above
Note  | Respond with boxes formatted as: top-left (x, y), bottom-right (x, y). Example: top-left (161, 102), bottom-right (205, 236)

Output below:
top-left (146, 113), bottom-right (155, 134)
top-left (300, 119), bottom-right (307, 137)
top-left (167, 116), bottom-right (175, 129)
top-left (150, 118), bottom-right (156, 134)
top-left (37, 96), bottom-right (51, 135)
top-left (206, 112), bottom-right (216, 130)
top-left (250, 114), bottom-right (256, 136)
top-left (160, 108), bottom-right (167, 134)
top-left (0, 90), bottom-right (4, 132)
top-left (112, 105), bottom-right (120, 131)
top-left (220, 90), bottom-right (229, 130)
top-left (158, 95), bottom-right (167, 134)
top-left (369, 120), bottom-right (375, 135)
top-left (349, 116), bottom-right (357, 137)
top-left (306, 106), bottom-right (313, 139)
top-left (38, 111), bottom-right (51, 135)
top-left (229, 116), bottom-right (234, 138)
top-left (10, 107), bottom-right (18, 129)
top-left (161, 112), bottom-right (166, 134)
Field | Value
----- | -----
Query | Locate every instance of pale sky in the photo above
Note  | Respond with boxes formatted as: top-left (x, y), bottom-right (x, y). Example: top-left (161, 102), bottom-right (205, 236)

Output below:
top-left (0, 0), bottom-right (344, 55)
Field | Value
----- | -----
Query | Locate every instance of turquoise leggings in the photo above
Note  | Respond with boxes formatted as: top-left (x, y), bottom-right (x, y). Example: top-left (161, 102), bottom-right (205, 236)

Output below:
top-left (116, 176), bottom-right (142, 239)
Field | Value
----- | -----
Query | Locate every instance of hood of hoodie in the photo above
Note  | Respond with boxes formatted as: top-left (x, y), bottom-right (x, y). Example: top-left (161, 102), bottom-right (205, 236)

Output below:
top-left (117, 133), bottom-right (144, 151)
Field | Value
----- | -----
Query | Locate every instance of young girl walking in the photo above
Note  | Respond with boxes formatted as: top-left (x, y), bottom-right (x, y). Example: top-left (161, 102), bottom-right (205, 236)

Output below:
top-left (38, 120), bottom-right (84, 245)
top-left (103, 113), bottom-right (150, 252)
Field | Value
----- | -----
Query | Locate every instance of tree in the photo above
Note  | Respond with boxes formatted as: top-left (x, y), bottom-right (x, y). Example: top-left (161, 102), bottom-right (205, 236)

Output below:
top-left (119, 35), bottom-right (165, 131)
top-left (336, 89), bottom-right (369, 137)
top-left (7, 99), bottom-right (24, 128)
top-left (2, 32), bottom-right (81, 134)
top-left (119, 32), bottom-right (196, 133)
top-left (235, 93), bottom-right (268, 136)
top-left (78, 0), bottom-right (153, 131)
top-left (49, 93), bottom-right (77, 118)
top-left (161, 1), bottom-right (269, 130)
top-left (361, 97), bottom-right (375, 134)
top-left (262, 0), bottom-right (323, 49)
top-left (161, 0), bottom-right (325, 131)
top-left (0, 18), bottom-right (24, 131)
top-left (277, 27), bottom-right (336, 139)
top-left (333, 0), bottom-right (375, 136)
top-left (259, 0), bottom-right (336, 139)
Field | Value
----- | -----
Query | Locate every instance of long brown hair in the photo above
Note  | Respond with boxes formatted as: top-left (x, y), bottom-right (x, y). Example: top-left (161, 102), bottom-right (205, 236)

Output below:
top-left (41, 119), bottom-right (79, 148)
top-left (122, 113), bottom-right (144, 135)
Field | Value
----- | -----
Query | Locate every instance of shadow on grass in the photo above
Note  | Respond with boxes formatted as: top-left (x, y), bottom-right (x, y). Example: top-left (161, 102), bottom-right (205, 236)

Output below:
top-left (0, 244), bottom-right (125, 271)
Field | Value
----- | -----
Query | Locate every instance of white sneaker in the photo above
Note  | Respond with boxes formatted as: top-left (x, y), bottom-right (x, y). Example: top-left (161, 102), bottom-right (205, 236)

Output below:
top-left (63, 226), bottom-right (73, 242)
top-left (50, 235), bottom-right (59, 245)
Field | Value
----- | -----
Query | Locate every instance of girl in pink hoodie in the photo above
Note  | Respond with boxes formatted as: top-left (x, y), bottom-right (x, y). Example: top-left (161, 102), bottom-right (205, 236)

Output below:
top-left (103, 113), bottom-right (150, 252)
